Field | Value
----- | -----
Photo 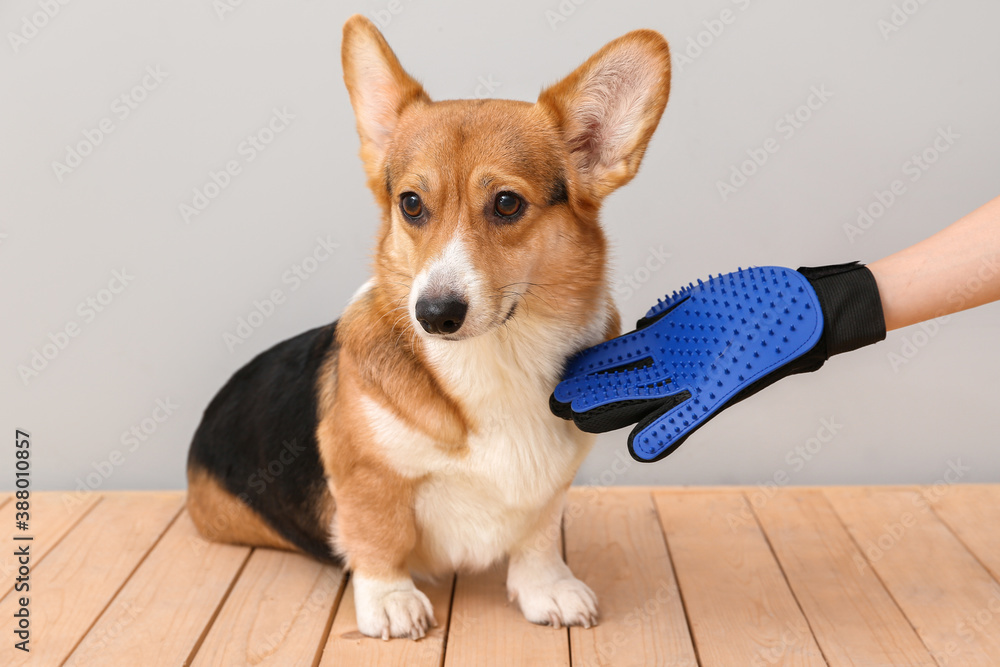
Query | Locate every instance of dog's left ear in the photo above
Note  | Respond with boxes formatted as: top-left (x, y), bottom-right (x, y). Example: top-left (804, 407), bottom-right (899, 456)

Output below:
top-left (538, 30), bottom-right (671, 200)
top-left (342, 14), bottom-right (430, 187)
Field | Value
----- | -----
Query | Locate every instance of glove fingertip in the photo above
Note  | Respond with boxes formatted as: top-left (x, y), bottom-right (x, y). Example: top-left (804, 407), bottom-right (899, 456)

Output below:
top-left (570, 393), bottom-right (687, 436)
top-left (627, 426), bottom-right (691, 462)
top-left (549, 392), bottom-right (574, 420)
top-left (626, 393), bottom-right (694, 462)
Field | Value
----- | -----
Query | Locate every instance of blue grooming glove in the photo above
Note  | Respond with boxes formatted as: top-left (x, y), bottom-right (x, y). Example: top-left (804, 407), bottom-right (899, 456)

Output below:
top-left (550, 263), bottom-right (886, 462)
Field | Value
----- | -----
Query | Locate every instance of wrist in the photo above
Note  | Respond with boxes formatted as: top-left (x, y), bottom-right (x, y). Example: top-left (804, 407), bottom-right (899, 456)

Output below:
top-left (797, 262), bottom-right (887, 358)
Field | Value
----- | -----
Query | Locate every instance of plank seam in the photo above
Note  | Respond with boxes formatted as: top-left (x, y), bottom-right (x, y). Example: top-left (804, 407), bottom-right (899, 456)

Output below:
top-left (818, 490), bottom-right (938, 662)
top-left (311, 569), bottom-right (350, 667)
top-left (924, 495), bottom-right (1000, 587)
top-left (437, 573), bottom-right (457, 667)
top-left (35, 495), bottom-right (105, 570)
top-left (650, 491), bottom-right (703, 667)
top-left (58, 497), bottom-right (184, 667)
top-left (183, 546), bottom-right (255, 666)
top-left (743, 492), bottom-right (830, 667)
top-left (0, 493), bottom-right (105, 607)
top-left (561, 513), bottom-right (573, 667)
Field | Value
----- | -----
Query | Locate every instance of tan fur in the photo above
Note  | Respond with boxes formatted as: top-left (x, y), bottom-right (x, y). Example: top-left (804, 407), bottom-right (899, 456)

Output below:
top-left (317, 341), bottom-right (454, 581)
top-left (538, 30), bottom-right (671, 199)
top-left (341, 17), bottom-right (432, 192)
top-left (187, 469), bottom-right (298, 552)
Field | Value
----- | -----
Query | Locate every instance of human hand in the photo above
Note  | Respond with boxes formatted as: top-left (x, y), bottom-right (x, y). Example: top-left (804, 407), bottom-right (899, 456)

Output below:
top-left (550, 263), bottom-right (885, 461)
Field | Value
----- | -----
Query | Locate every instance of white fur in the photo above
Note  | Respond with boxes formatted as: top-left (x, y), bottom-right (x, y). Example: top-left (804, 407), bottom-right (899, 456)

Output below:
top-left (352, 573), bottom-right (436, 640)
top-left (409, 232), bottom-right (521, 339)
top-left (411, 234), bottom-right (478, 300)
top-left (504, 485), bottom-right (600, 627)
top-left (347, 278), bottom-right (374, 306)
top-left (359, 395), bottom-right (451, 478)
top-left (508, 542), bottom-right (599, 629)
top-left (566, 43), bottom-right (664, 174)
top-left (361, 297), bottom-right (609, 579)
top-left (416, 316), bottom-right (599, 570)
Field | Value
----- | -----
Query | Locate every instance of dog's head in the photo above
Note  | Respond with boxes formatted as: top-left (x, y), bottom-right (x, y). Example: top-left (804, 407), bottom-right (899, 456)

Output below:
top-left (342, 16), bottom-right (670, 341)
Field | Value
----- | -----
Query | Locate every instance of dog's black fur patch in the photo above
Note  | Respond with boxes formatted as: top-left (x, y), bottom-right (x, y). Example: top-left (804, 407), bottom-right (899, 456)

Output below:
top-left (188, 322), bottom-right (340, 564)
top-left (547, 176), bottom-right (569, 206)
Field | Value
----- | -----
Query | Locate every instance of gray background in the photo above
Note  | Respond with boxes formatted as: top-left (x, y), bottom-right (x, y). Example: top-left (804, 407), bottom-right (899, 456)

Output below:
top-left (2, 0), bottom-right (998, 492)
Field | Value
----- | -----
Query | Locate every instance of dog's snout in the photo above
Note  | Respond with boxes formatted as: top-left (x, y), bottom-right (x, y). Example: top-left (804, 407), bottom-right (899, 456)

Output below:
top-left (415, 296), bottom-right (468, 335)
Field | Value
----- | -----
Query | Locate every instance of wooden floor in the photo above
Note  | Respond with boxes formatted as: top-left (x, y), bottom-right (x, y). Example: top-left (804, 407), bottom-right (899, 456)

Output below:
top-left (4, 486), bottom-right (1000, 666)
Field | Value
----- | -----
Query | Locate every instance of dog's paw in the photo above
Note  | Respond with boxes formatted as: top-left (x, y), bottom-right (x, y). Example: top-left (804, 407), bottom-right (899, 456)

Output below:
top-left (352, 575), bottom-right (437, 640)
top-left (509, 575), bottom-right (599, 629)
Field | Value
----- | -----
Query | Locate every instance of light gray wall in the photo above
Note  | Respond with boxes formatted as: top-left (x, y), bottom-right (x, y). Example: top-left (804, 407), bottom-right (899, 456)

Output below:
top-left (3, 0), bottom-right (998, 492)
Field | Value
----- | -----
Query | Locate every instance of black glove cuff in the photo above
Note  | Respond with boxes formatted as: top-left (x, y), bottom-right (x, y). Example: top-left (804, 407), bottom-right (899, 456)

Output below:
top-left (796, 262), bottom-right (886, 358)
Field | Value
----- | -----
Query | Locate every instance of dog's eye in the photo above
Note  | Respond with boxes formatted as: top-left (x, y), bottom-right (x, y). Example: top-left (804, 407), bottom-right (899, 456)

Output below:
top-left (400, 192), bottom-right (424, 221)
top-left (494, 192), bottom-right (522, 219)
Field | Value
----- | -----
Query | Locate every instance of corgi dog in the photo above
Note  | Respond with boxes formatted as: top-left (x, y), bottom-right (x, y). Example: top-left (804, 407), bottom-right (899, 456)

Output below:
top-left (187, 15), bottom-right (670, 640)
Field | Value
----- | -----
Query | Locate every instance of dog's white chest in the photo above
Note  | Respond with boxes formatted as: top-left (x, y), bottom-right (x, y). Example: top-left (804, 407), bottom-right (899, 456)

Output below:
top-left (415, 323), bottom-right (601, 573)
top-left (413, 394), bottom-right (592, 573)
top-left (360, 315), bottom-right (606, 575)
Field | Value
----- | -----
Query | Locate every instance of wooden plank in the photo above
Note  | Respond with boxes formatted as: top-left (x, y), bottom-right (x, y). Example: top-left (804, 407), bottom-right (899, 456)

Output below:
top-left (320, 575), bottom-right (453, 666)
top-left (564, 488), bottom-right (697, 666)
top-left (653, 491), bottom-right (825, 666)
top-left (444, 565), bottom-right (570, 667)
top-left (0, 493), bottom-right (183, 666)
top-left (826, 486), bottom-right (1000, 665)
top-left (752, 489), bottom-right (935, 666)
top-left (927, 484), bottom-right (1000, 581)
top-left (193, 549), bottom-right (346, 666)
top-left (653, 485), bottom-right (921, 494)
top-left (64, 510), bottom-right (251, 667)
top-left (0, 491), bottom-right (100, 596)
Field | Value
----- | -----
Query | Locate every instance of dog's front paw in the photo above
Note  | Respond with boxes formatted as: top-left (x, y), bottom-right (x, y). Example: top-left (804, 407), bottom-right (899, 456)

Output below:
top-left (509, 575), bottom-right (599, 629)
top-left (353, 575), bottom-right (437, 640)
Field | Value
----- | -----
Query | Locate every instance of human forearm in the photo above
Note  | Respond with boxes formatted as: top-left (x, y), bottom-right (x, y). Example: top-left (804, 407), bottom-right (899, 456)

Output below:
top-left (868, 196), bottom-right (1000, 331)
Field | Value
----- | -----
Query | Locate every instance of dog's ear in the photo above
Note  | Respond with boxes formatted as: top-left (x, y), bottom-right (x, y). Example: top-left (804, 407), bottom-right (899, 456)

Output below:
top-left (342, 15), bottom-right (429, 186)
top-left (538, 30), bottom-right (670, 200)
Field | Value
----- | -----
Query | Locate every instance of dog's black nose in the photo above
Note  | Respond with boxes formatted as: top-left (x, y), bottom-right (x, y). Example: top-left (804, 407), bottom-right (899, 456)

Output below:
top-left (415, 296), bottom-right (468, 335)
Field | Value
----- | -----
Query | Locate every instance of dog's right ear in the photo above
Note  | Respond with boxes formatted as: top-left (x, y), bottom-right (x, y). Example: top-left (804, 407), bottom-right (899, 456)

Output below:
top-left (342, 15), bottom-right (429, 187)
top-left (538, 30), bottom-right (671, 202)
